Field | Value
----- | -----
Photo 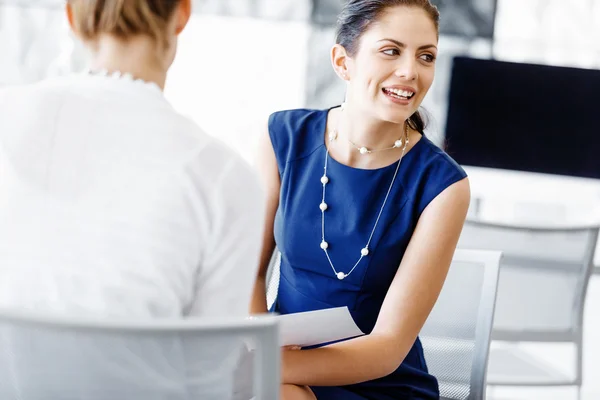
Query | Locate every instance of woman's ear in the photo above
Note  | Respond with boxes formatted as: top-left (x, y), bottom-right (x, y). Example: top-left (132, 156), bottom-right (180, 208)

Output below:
top-left (331, 44), bottom-right (350, 81)
top-left (175, 0), bottom-right (192, 35)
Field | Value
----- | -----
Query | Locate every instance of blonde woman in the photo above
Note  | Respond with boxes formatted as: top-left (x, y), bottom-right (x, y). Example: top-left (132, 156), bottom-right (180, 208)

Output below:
top-left (0, 1), bottom-right (266, 398)
top-left (0, 0), bottom-right (264, 366)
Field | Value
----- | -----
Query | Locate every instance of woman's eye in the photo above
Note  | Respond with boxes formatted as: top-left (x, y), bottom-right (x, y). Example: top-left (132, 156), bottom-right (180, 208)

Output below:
top-left (382, 49), bottom-right (400, 56)
top-left (420, 54), bottom-right (436, 63)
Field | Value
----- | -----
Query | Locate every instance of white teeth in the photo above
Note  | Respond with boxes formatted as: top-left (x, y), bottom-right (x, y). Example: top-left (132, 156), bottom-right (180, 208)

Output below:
top-left (386, 88), bottom-right (414, 98)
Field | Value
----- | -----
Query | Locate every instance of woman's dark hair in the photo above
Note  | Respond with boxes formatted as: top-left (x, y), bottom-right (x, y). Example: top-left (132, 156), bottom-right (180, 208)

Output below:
top-left (335, 0), bottom-right (440, 134)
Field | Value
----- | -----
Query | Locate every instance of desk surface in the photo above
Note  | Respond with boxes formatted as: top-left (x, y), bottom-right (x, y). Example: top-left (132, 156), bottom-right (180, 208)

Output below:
top-left (464, 166), bottom-right (600, 269)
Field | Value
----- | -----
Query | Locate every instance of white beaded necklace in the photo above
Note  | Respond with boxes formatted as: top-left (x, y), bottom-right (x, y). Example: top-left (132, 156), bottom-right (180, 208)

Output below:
top-left (319, 109), bottom-right (410, 280)
top-left (348, 136), bottom-right (406, 155)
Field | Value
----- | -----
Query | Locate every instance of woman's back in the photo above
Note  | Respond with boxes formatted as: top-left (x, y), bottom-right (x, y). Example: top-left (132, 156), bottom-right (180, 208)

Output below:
top-left (0, 74), bottom-right (265, 319)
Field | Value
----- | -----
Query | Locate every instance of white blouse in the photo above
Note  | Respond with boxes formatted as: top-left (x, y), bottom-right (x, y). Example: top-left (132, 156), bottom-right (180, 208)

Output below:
top-left (0, 73), bottom-right (265, 320)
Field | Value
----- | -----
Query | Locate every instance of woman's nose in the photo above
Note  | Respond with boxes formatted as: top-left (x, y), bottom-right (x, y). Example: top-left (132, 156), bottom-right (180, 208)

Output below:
top-left (394, 59), bottom-right (419, 81)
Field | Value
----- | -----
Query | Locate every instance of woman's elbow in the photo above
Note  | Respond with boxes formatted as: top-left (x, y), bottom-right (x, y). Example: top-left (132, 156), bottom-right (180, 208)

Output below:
top-left (370, 338), bottom-right (411, 379)
top-left (359, 356), bottom-right (402, 382)
top-left (378, 355), bottom-right (405, 378)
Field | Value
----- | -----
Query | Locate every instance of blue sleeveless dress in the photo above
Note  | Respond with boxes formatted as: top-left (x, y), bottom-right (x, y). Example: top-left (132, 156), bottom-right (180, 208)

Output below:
top-left (269, 107), bottom-right (467, 400)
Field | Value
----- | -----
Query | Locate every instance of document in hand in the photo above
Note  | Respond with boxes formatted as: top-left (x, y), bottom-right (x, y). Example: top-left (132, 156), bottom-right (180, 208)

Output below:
top-left (277, 306), bottom-right (364, 347)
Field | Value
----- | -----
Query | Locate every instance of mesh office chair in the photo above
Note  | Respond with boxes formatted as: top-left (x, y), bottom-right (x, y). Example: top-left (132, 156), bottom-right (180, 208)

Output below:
top-left (266, 249), bottom-right (502, 400)
top-left (0, 309), bottom-right (280, 400)
top-left (266, 250), bottom-right (281, 311)
top-left (458, 220), bottom-right (600, 397)
top-left (420, 249), bottom-right (502, 400)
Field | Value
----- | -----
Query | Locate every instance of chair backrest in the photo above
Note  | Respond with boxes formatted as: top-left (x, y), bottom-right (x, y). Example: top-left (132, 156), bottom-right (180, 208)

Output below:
top-left (458, 220), bottom-right (599, 341)
top-left (420, 249), bottom-right (502, 400)
top-left (266, 250), bottom-right (281, 310)
top-left (0, 309), bottom-right (280, 400)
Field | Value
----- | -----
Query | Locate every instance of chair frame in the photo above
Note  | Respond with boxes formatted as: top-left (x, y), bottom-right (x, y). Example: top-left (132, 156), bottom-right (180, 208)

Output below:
top-left (432, 249), bottom-right (502, 400)
top-left (267, 248), bottom-right (502, 400)
top-left (0, 308), bottom-right (280, 399)
top-left (462, 219), bottom-right (600, 392)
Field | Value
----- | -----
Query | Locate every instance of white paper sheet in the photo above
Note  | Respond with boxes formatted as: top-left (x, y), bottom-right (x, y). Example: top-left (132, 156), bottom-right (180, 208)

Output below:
top-left (277, 306), bottom-right (364, 347)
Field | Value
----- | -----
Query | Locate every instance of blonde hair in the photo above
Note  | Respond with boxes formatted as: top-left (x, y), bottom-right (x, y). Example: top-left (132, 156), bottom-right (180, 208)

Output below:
top-left (68, 0), bottom-right (181, 43)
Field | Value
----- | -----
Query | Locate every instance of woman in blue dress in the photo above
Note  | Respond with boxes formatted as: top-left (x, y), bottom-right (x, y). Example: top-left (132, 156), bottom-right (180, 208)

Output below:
top-left (251, 1), bottom-right (470, 398)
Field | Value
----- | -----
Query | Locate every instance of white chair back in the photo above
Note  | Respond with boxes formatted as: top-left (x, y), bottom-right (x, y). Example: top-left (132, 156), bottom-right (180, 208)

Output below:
top-left (0, 309), bottom-right (279, 400)
top-left (459, 220), bottom-right (599, 340)
top-left (266, 251), bottom-right (281, 310)
top-left (420, 249), bottom-right (502, 400)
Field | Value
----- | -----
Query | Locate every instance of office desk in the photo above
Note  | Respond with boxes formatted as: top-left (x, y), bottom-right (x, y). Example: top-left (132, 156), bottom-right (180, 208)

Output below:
top-left (464, 166), bottom-right (600, 272)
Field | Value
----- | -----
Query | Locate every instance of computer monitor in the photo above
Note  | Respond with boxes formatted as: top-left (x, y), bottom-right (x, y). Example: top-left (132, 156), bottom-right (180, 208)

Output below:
top-left (444, 56), bottom-right (600, 180)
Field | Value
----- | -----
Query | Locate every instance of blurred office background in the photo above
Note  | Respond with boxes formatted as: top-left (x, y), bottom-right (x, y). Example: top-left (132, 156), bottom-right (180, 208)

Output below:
top-left (1, 0), bottom-right (599, 399)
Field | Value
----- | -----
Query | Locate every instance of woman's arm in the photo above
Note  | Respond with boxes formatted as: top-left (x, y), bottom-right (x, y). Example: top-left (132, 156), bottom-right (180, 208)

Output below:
top-left (249, 121), bottom-right (281, 314)
top-left (282, 177), bottom-right (471, 386)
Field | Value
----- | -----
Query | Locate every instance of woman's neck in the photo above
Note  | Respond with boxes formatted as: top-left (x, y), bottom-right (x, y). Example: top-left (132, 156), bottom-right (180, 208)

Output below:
top-left (88, 34), bottom-right (168, 90)
top-left (330, 103), bottom-right (409, 169)
top-left (338, 103), bottom-right (405, 149)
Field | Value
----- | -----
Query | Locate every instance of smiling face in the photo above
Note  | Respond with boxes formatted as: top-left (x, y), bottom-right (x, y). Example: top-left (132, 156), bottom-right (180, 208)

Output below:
top-left (337, 5), bottom-right (438, 124)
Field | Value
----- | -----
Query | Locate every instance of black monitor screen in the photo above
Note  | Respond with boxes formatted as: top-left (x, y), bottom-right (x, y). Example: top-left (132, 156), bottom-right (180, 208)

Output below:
top-left (444, 57), bottom-right (600, 180)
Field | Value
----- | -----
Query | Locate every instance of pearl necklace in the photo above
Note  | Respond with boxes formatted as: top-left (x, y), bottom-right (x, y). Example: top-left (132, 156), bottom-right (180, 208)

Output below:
top-left (348, 137), bottom-right (406, 155)
top-left (319, 113), bottom-right (410, 280)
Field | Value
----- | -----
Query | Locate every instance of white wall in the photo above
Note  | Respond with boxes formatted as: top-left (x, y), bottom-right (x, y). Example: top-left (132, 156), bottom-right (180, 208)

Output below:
top-left (1, 0), bottom-right (599, 230)
top-left (165, 15), bottom-right (309, 163)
